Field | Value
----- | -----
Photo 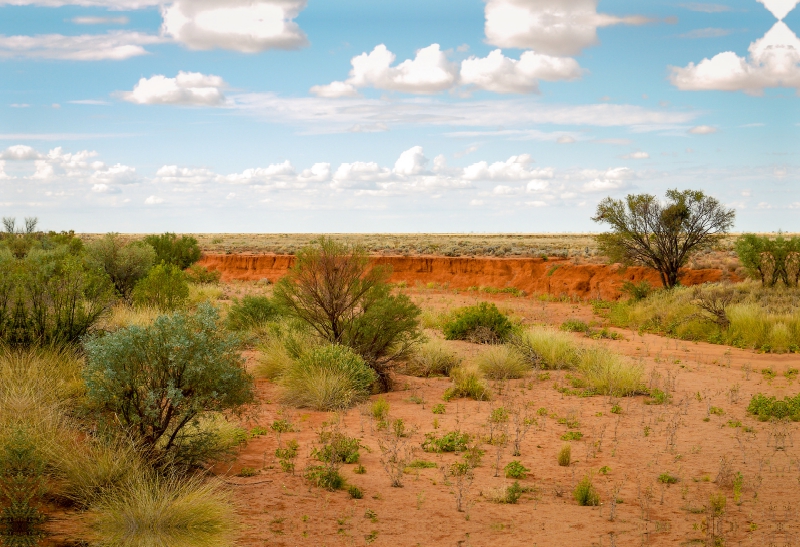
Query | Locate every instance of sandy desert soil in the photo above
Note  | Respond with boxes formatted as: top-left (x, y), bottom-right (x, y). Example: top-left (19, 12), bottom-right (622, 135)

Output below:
top-left (193, 289), bottom-right (799, 546)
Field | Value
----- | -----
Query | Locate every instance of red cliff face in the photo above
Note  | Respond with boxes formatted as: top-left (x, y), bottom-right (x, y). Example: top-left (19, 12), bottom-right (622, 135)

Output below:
top-left (198, 254), bottom-right (731, 300)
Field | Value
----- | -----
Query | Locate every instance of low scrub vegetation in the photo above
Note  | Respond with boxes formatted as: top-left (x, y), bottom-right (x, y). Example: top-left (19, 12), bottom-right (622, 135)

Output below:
top-left (747, 393), bottom-right (800, 421)
top-left (476, 345), bottom-right (528, 379)
top-left (226, 295), bottom-right (279, 332)
top-left (576, 347), bottom-right (643, 396)
top-left (444, 366), bottom-right (490, 401)
top-left (509, 328), bottom-right (581, 370)
top-left (611, 281), bottom-right (800, 353)
top-left (403, 339), bottom-right (461, 377)
top-left (442, 302), bottom-right (514, 343)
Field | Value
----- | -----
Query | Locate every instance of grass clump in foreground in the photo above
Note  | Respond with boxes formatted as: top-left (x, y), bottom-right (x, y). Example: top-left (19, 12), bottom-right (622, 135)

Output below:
top-left (422, 431), bottom-right (470, 453)
top-left (476, 345), bottom-right (528, 379)
top-left (747, 393), bottom-right (800, 421)
top-left (443, 366), bottom-right (490, 401)
top-left (509, 328), bottom-right (581, 370)
top-left (557, 444), bottom-right (571, 466)
top-left (442, 302), bottom-right (514, 343)
top-left (280, 344), bottom-right (376, 411)
top-left (576, 347), bottom-right (644, 396)
top-left (403, 339), bottom-right (461, 377)
top-left (92, 473), bottom-right (236, 547)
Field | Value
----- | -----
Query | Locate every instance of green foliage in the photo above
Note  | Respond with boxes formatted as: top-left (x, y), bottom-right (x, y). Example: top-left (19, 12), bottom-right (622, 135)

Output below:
top-left (404, 339), bottom-right (461, 377)
top-left (313, 432), bottom-right (361, 465)
top-left (226, 296), bottom-right (279, 331)
top-left (406, 460), bottom-right (437, 469)
top-left (280, 344), bottom-right (376, 411)
top-left (735, 232), bottom-right (800, 287)
top-left (132, 263), bottom-right (190, 311)
top-left (557, 444), bottom-right (571, 467)
top-left (83, 304), bottom-right (255, 468)
top-left (422, 431), bottom-right (470, 453)
top-left (347, 485), bottom-right (364, 499)
top-left (577, 347), bottom-right (644, 396)
top-left (561, 319), bottom-right (590, 333)
top-left (0, 246), bottom-right (115, 348)
top-left (274, 237), bottom-right (422, 391)
top-left (444, 366), bottom-right (490, 401)
top-left (561, 431), bottom-right (583, 441)
top-left (504, 460), bottom-right (529, 479)
top-left (304, 465), bottom-right (345, 491)
top-left (593, 189), bottom-right (735, 288)
top-left (442, 302), bottom-right (513, 343)
top-left (185, 264), bottom-right (222, 285)
top-left (86, 233), bottom-right (155, 299)
top-left (621, 280), bottom-right (653, 302)
top-left (647, 389), bottom-right (671, 405)
top-left (142, 233), bottom-right (201, 270)
top-left (432, 404), bottom-right (446, 414)
top-left (747, 393), bottom-right (800, 421)
top-left (370, 397), bottom-right (390, 421)
top-left (658, 472), bottom-right (679, 484)
top-left (574, 474), bottom-right (600, 506)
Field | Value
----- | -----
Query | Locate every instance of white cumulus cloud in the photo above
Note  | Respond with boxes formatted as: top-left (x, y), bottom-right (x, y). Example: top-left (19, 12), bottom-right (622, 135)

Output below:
top-left (689, 125), bottom-right (718, 134)
top-left (311, 44), bottom-right (458, 96)
top-left (580, 166), bottom-right (636, 192)
top-left (621, 151), bottom-right (650, 159)
top-left (484, 0), bottom-right (651, 56)
top-left (460, 49), bottom-right (582, 93)
top-left (671, 22), bottom-right (800, 94)
top-left (0, 31), bottom-right (162, 60)
top-left (121, 72), bottom-right (227, 106)
top-left (162, 0), bottom-right (308, 53)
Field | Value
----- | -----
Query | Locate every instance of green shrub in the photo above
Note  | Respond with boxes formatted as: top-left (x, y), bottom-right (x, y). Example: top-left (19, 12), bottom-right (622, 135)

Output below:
top-left (557, 444), bottom-right (571, 466)
top-left (504, 460), bottom-right (529, 479)
top-left (406, 460), bottom-right (437, 469)
top-left (313, 432), bottom-right (361, 465)
top-left (304, 465), bottom-right (345, 491)
top-left (403, 339), bottom-right (461, 377)
top-left (83, 304), bottom-right (254, 468)
top-left (621, 280), bottom-right (653, 302)
top-left (747, 393), bottom-right (800, 421)
top-left (0, 246), bottom-right (115, 348)
top-left (444, 366), bottom-right (490, 401)
top-left (92, 473), bottom-right (236, 547)
top-left (432, 404), bottom-right (446, 414)
top-left (658, 472), bottom-right (679, 484)
top-left (509, 328), bottom-right (581, 370)
top-left (132, 263), bottom-right (189, 311)
top-left (347, 485), bottom-right (364, 499)
top-left (274, 237), bottom-right (422, 391)
top-left (574, 474), bottom-right (600, 506)
top-left (561, 319), bottom-right (590, 333)
top-left (86, 233), bottom-right (156, 299)
top-left (185, 264), bottom-right (221, 284)
top-left (280, 345), bottom-right (376, 411)
top-left (422, 431), bottom-right (470, 453)
top-left (143, 232), bottom-right (202, 270)
top-left (442, 302), bottom-right (513, 343)
top-left (561, 431), bottom-right (583, 441)
top-left (226, 296), bottom-right (279, 331)
top-left (503, 481), bottom-right (525, 504)
top-left (476, 345), bottom-right (528, 379)
top-left (370, 397), bottom-right (390, 421)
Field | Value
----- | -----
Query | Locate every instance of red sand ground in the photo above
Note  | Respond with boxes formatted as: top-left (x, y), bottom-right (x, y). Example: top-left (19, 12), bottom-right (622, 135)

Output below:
top-left (44, 260), bottom-right (793, 547)
top-left (198, 253), bottom-right (735, 301)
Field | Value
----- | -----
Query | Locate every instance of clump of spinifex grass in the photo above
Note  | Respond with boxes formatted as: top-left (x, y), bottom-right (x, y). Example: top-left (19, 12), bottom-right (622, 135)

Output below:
top-left (509, 328), bottom-right (581, 370)
top-left (403, 339), bottom-right (461, 377)
top-left (92, 473), bottom-right (237, 547)
top-left (576, 347), bottom-right (644, 396)
top-left (476, 345), bottom-right (528, 380)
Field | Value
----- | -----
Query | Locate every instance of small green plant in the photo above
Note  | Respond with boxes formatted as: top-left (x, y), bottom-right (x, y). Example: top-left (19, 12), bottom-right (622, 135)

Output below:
top-left (761, 367), bottom-right (776, 380)
top-left (557, 444), bottom-right (571, 467)
top-left (574, 474), bottom-right (600, 506)
top-left (561, 431), bottom-right (583, 441)
top-left (709, 406), bottom-right (725, 416)
top-left (443, 366), bottom-right (490, 401)
top-left (371, 397), bottom-right (390, 421)
top-left (501, 481), bottom-right (525, 504)
top-left (611, 404), bottom-right (622, 414)
top-left (406, 460), bottom-right (437, 470)
top-left (348, 485), bottom-right (364, 499)
top-left (442, 302), bottom-right (514, 343)
top-left (237, 466), bottom-right (257, 477)
top-left (504, 460), bottom-right (529, 479)
top-left (422, 431), bottom-right (470, 453)
top-left (620, 280), bottom-right (653, 302)
top-left (432, 404), bottom-right (446, 414)
top-left (733, 472), bottom-right (743, 504)
top-left (658, 472), bottom-right (679, 484)
top-left (304, 465), bottom-right (345, 491)
top-left (646, 388), bottom-right (670, 405)
top-left (599, 466), bottom-right (611, 475)
top-left (314, 429), bottom-right (361, 464)
top-left (275, 439), bottom-right (299, 474)
top-left (353, 464), bottom-right (366, 474)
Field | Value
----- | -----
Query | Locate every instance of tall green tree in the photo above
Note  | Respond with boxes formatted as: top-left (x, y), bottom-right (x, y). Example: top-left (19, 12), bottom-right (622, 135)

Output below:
top-left (592, 189), bottom-right (735, 288)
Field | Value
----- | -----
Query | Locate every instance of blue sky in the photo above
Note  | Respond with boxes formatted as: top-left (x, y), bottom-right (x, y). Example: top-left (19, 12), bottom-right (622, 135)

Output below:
top-left (0, 0), bottom-right (797, 233)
